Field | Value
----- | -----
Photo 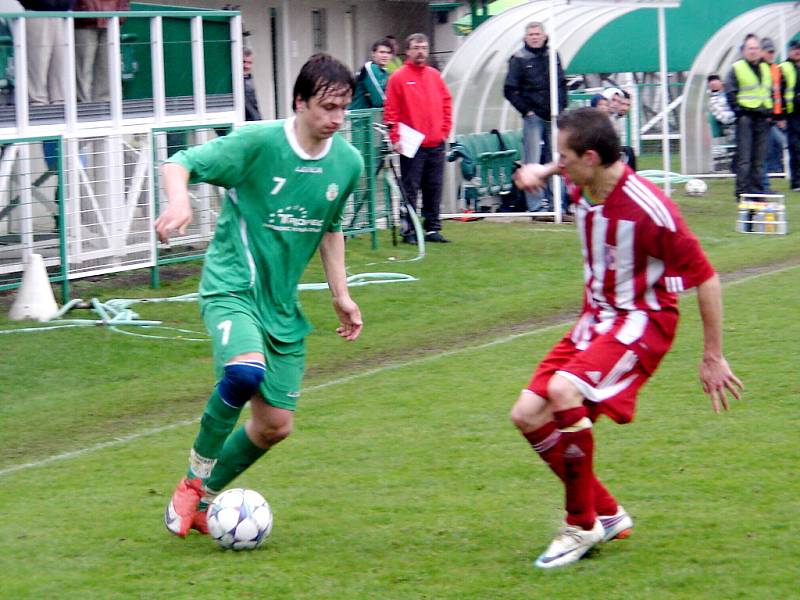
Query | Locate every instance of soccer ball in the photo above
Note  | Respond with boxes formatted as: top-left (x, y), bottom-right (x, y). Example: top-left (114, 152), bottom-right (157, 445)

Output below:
top-left (685, 178), bottom-right (708, 196)
top-left (207, 488), bottom-right (273, 550)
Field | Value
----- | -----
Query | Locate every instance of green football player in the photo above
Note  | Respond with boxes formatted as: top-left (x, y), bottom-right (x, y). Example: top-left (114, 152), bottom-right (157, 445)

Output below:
top-left (156, 53), bottom-right (365, 538)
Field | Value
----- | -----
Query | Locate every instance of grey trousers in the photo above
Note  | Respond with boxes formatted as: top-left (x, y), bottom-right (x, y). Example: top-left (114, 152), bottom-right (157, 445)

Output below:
top-left (26, 17), bottom-right (66, 105)
top-left (75, 28), bottom-right (110, 102)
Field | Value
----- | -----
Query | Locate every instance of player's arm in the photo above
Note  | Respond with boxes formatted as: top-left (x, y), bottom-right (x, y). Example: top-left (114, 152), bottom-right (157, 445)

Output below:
top-left (319, 231), bottom-right (363, 341)
top-left (696, 273), bottom-right (743, 413)
top-left (154, 162), bottom-right (193, 243)
top-left (514, 161), bottom-right (561, 192)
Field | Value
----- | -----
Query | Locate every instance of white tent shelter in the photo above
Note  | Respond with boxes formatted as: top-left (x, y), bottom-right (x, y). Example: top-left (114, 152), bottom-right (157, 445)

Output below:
top-left (681, 2), bottom-right (800, 175)
top-left (442, 0), bottom-right (680, 217)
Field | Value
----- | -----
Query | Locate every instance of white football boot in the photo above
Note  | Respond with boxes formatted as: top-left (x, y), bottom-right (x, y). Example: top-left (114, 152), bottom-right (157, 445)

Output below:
top-left (599, 505), bottom-right (633, 542)
top-left (534, 519), bottom-right (604, 569)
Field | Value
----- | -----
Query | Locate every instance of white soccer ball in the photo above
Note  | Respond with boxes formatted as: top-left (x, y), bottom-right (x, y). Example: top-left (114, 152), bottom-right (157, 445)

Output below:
top-left (685, 178), bottom-right (708, 196)
top-left (207, 488), bottom-right (273, 550)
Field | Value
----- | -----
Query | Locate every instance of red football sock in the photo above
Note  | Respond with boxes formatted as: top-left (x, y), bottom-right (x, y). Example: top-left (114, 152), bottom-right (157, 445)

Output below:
top-left (523, 421), bottom-right (565, 479)
top-left (593, 478), bottom-right (618, 516)
top-left (524, 421), bottom-right (618, 517)
top-left (554, 407), bottom-right (596, 530)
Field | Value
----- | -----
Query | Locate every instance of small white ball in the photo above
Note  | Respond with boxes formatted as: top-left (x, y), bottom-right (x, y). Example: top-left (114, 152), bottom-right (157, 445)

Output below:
top-left (685, 178), bottom-right (708, 196)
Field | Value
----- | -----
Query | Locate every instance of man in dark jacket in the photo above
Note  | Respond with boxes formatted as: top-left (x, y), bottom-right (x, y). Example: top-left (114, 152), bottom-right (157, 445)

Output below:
top-left (503, 21), bottom-right (567, 212)
top-left (242, 47), bottom-right (262, 121)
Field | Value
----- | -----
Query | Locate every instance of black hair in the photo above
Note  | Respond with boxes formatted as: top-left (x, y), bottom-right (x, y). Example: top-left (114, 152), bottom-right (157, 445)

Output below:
top-left (292, 53), bottom-right (355, 112)
top-left (741, 33), bottom-right (759, 51)
top-left (707, 74), bottom-right (721, 82)
top-left (371, 38), bottom-right (393, 53)
top-left (557, 108), bottom-right (621, 167)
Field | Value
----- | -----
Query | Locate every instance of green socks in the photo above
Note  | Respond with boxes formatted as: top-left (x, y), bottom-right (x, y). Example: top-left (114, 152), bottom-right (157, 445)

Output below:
top-left (187, 389), bottom-right (241, 480)
top-left (204, 426), bottom-right (268, 492)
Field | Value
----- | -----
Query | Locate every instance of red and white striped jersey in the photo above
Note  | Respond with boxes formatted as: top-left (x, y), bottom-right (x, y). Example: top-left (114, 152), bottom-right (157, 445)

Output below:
top-left (565, 166), bottom-right (715, 360)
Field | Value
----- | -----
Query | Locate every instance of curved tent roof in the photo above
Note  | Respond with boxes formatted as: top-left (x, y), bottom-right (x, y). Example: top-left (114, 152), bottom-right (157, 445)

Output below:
top-left (443, 0), bottom-right (795, 134)
top-left (442, 1), bottom-right (648, 134)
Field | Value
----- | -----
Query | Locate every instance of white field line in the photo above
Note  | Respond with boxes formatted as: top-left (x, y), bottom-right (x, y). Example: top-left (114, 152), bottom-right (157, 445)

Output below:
top-left (2, 263), bottom-right (797, 478)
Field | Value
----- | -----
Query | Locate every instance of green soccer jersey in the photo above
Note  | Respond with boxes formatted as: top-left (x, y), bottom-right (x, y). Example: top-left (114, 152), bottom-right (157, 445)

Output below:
top-left (167, 118), bottom-right (364, 342)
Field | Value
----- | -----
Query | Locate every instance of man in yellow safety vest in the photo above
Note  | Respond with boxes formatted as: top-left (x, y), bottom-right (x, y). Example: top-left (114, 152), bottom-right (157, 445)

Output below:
top-left (725, 33), bottom-right (772, 200)
top-left (780, 40), bottom-right (800, 191)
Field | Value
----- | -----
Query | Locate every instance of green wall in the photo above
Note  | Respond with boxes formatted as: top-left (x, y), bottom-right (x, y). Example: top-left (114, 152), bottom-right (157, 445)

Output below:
top-left (567, 0), bottom-right (798, 74)
top-left (122, 3), bottom-right (233, 100)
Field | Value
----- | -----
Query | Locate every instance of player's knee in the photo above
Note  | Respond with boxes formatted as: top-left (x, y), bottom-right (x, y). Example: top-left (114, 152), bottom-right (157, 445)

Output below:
top-left (509, 389), bottom-right (548, 431)
top-left (252, 420), bottom-right (293, 447)
top-left (546, 374), bottom-right (582, 408)
top-left (218, 361), bottom-right (266, 409)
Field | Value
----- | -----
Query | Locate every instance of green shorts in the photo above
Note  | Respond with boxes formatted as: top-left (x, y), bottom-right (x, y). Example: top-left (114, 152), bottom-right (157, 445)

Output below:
top-left (201, 293), bottom-right (306, 411)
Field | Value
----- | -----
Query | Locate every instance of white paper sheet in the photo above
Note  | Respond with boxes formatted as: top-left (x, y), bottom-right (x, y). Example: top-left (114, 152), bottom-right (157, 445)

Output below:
top-left (397, 123), bottom-right (425, 158)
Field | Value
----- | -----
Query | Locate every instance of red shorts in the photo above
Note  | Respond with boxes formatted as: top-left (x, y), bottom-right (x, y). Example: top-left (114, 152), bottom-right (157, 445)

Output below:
top-left (528, 325), bottom-right (671, 424)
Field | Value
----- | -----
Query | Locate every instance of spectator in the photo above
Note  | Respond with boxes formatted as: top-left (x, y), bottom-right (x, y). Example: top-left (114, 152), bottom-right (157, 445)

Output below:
top-left (589, 94), bottom-right (609, 112)
top-left (760, 37), bottom-right (787, 189)
top-left (602, 86), bottom-right (623, 116)
top-left (349, 38), bottom-right (392, 110)
top-left (780, 40), bottom-right (800, 191)
top-left (384, 35), bottom-right (403, 75)
top-left (726, 34), bottom-right (772, 199)
top-left (614, 89), bottom-right (637, 171)
top-left (503, 21), bottom-right (567, 213)
top-left (73, 0), bottom-right (128, 103)
top-left (707, 74), bottom-right (736, 132)
top-left (242, 47), bottom-right (262, 121)
top-left (384, 33), bottom-right (453, 244)
top-left (20, 0), bottom-right (74, 105)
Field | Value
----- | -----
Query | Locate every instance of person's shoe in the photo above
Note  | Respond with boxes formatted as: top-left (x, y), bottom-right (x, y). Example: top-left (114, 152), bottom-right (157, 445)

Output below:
top-left (402, 234), bottom-right (417, 245)
top-left (791, 186), bottom-right (800, 193)
top-left (191, 507), bottom-right (209, 535)
top-left (599, 505), bottom-right (633, 542)
top-left (534, 520), bottom-right (604, 569)
top-left (164, 477), bottom-right (204, 537)
top-left (425, 231), bottom-right (451, 243)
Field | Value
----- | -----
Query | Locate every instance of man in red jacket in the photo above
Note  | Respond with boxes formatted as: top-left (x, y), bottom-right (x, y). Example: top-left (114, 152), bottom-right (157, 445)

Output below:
top-left (384, 33), bottom-right (453, 244)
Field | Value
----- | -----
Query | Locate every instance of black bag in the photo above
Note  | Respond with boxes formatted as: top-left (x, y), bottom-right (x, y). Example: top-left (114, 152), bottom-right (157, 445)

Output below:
top-left (19, 0), bottom-right (74, 10)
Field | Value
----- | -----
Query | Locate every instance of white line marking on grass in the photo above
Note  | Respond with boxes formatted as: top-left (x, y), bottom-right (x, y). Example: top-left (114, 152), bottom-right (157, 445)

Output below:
top-left (0, 419), bottom-right (198, 477)
top-left (2, 262), bottom-right (798, 478)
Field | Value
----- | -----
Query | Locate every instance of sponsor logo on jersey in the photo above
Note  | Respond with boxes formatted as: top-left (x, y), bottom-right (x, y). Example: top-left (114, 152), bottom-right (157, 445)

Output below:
top-left (287, 391), bottom-right (301, 398)
top-left (264, 205), bottom-right (324, 233)
top-left (295, 166), bottom-right (323, 174)
top-left (325, 183), bottom-right (339, 202)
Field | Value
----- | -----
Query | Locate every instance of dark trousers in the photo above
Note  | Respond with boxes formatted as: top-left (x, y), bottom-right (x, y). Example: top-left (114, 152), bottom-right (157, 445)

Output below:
top-left (734, 113), bottom-right (769, 197)
top-left (787, 113), bottom-right (800, 188)
top-left (400, 143), bottom-right (445, 233)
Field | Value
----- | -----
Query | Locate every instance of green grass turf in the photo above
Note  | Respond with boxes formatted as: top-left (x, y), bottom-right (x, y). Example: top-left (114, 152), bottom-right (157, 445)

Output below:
top-left (0, 177), bottom-right (798, 598)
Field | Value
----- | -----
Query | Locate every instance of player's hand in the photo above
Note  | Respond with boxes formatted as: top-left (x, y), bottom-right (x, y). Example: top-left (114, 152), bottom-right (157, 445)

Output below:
top-left (154, 202), bottom-right (193, 244)
top-left (392, 142), bottom-right (402, 154)
top-left (699, 355), bottom-right (743, 414)
top-left (332, 296), bottom-right (363, 341)
top-left (513, 163), bottom-right (550, 192)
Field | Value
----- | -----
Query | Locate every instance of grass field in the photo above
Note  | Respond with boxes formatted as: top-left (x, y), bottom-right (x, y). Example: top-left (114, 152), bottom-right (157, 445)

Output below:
top-left (1, 176), bottom-right (799, 599)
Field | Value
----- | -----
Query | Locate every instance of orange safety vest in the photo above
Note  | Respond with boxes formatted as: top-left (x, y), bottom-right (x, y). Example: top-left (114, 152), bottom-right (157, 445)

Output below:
top-left (770, 62), bottom-right (783, 115)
